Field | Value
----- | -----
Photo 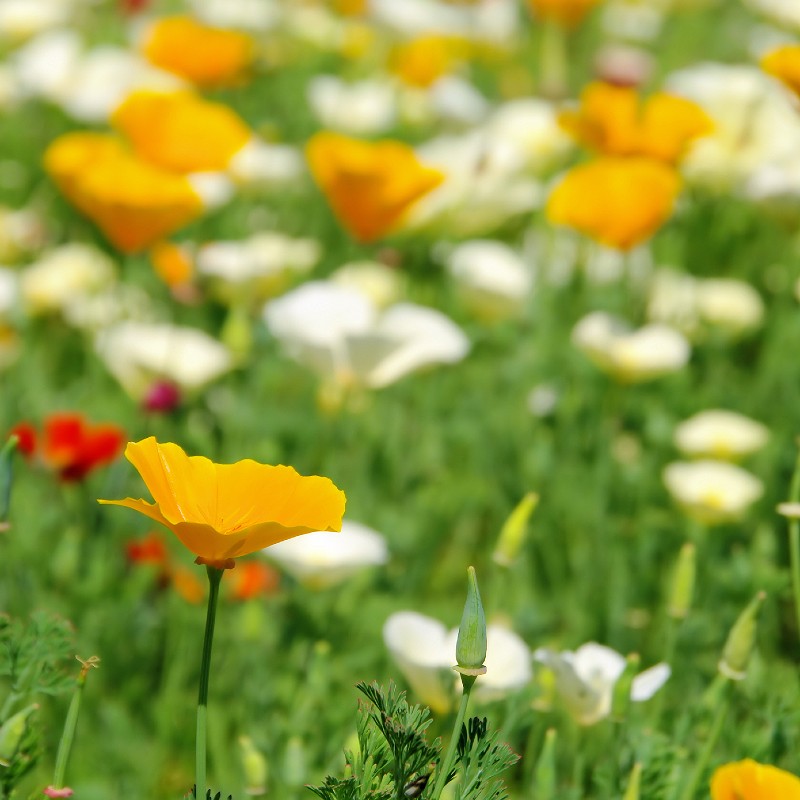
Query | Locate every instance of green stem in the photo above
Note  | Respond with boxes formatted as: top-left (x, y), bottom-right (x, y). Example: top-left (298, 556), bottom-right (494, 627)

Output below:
top-left (431, 675), bottom-right (476, 800)
top-left (539, 21), bottom-right (568, 100)
top-left (675, 680), bottom-right (730, 800)
top-left (196, 566), bottom-right (224, 800)
top-left (787, 450), bottom-right (800, 637)
top-left (52, 659), bottom-right (97, 790)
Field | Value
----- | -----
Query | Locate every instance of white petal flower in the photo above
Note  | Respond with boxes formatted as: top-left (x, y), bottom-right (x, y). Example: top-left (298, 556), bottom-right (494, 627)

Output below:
top-left (0, 0), bottom-right (69, 43)
top-left (21, 243), bottom-right (116, 315)
top-left (264, 520), bottom-right (388, 590)
top-left (694, 279), bottom-right (764, 335)
top-left (572, 311), bottom-right (690, 383)
top-left (446, 240), bottom-right (533, 322)
top-left (188, 0), bottom-right (281, 31)
top-left (0, 267), bottom-right (18, 317)
top-left (307, 75), bottom-right (396, 136)
top-left (663, 460), bottom-right (764, 524)
top-left (744, 0), bottom-right (800, 29)
top-left (674, 410), bottom-right (769, 460)
top-left (228, 139), bottom-right (304, 186)
top-left (534, 643), bottom-right (670, 725)
top-left (385, 611), bottom-right (531, 712)
top-left (95, 321), bottom-right (234, 400)
top-left (330, 261), bottom-right (405, 309)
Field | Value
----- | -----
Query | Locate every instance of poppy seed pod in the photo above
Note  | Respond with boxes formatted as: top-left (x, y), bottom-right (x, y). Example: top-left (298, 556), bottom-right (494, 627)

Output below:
top-left (455, 566), bottom-right (487, 676)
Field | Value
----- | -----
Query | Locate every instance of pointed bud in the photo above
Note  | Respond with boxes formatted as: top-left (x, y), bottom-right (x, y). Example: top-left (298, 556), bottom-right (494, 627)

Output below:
top-left (0, 703), bottom-right (38, 766)
top-left (239, 736), bottom-right (268, 796)
top-left (623, 762), bottom-right (642, 800)
top-left (611, 653), bottom-right (641, 721)
top-left (668, 543), bottom-right (696, 620)
top-left (492, 492), bottom-right (539, 568)
top-left (719, 592), bottom-right (766, 681)
top-left (533, 728), bottom-right (557, 799)
top-left (221, 306), bottom-right (253, 363)
top-left (282, 736), bottom-right (306, 787)
top-left (455, 567), bottom-right (487, 678)
top-left (0, 435), bottom-right (19, 532)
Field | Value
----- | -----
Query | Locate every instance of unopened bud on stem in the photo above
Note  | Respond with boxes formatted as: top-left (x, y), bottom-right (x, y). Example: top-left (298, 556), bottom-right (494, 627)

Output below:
top-left (719, 592), bottom-right (766, 681)
top-left (668, 543), bottom-right (696, 620)
top-left (455, 566), bottom-right (487, 679)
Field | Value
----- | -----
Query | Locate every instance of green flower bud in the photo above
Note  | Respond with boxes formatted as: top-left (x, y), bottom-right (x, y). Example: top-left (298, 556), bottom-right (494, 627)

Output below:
top-left (668, 543), bottom-right (695, 620)
top-left (455, 567), bottom-right (487, 677)
top-left (623, 762), bottom-right (642, 800)
top-left (533, 728), bottom-right (557, 800)
top-left (238, 736), bottom-right (267, 796)
top-left (719, 591), bottom-right (766, 681)
top-left (0, 703), bottom-right (38, 766)
top-left (282, 736), bottom-right (306, 787)
top-left (492, 492), bottom-right (539, 568)
top-left (0, 435), bottom-right (19, 532)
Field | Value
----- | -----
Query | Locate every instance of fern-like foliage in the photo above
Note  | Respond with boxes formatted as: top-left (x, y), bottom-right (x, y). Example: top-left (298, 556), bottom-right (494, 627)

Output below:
top-left (187, 785), bottom-right (233, 800)
top-left (452, 717), bottom-right (519, 800)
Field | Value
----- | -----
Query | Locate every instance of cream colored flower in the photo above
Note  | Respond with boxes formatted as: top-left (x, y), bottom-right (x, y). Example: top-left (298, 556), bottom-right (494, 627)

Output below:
top-left (228, 140), bottom-right (304, 187)
top-left (0, 268), bottom-right (18, 317)
top-left (383, 611), bottom-right (532, 713)
top-left (745, 0), bottom-right (800, 29)
top-left (0, 0), bottom-right (70, 43)
top-left (308, 75), bottom-right (397, 136)
top-left (695, 279), bottom-right (764, 336)
top-left (674, 410), bottom-right (769, 461)
top-left (95, 321), bottom-right (233, 400)
top-left (534, 643), bottom-right (670, 725)
top-left (445, 240), bottom-right (533, 322)
top-left (263, 520), bottom-right (388, 590)
top-left (264, 281), bottom-right (469, 390)
top-left (20, 243), bottom-right (115, 315)
top-left (663, 460), bottom-right (764, 524)
top-left (0, 205), bottom-right (45, 262)
top-left (572, 311), bottom-right (690, 382)
top-left (330, 261), bottom-right (405, 309)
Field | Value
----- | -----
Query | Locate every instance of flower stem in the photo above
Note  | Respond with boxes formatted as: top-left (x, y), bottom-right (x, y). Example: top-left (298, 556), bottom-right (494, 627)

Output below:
top-left (431, 675), bottom-right (476, 800)
top-left (787, 450), bottom-right (800, 637)
top-left (196, 566), bottom-right (224, 800)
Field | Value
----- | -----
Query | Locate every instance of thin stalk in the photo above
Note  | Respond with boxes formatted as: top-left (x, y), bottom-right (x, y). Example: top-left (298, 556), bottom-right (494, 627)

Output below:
top-left (674, 680), bottom-right (730, 800)
top-left (539, 21), bottom-right (568, 100)
top-left (787, 451), bottom-right (800, 636)
top-left (196, 566), bottom-right (224, 800)
top-left (431, 675), bottom-right (476, 800)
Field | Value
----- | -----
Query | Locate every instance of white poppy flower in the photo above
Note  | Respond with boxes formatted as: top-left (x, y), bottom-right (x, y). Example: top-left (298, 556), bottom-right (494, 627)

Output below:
top-left (744, 0), bottom-right (800, 28)
top-left (0, 205), bottom-right (45, 262)
top-left (330, 261), bottom-right (405, 309)
top-left (674, 410), bottom-right (769, 461)
top-left (572, 311), bottom-right (690, 383)
top-left (694, 279), bottom-right (764, 335)
top-left (0, 268), bottom-right (18, 317)
top-left (0, 0), bottom-right (70, 43)
top-left (188, 0), bottom-right (281, 31)
top-left (666, 63), bottom-right (800, 191)
top-left (534, 643), bottom-right (670, 725)
top-left (445, 240), bottom-right (533, 322)
top-left (228, 140), bottom-right (304, 186)
top-left (95, 321), bottom-right (234, 400)
top-left (384, 611), bottom-right (532, 713)
top-left (663, 460), bottom-right (764, 524)
top-left (21, 244), bottom-right (115, 315)
top-left (307, 75), bottom-right (396, 136)
top-left (264, 281), bottom-right (469, 390)
top-left (263, 520), bottom-right (388, 590)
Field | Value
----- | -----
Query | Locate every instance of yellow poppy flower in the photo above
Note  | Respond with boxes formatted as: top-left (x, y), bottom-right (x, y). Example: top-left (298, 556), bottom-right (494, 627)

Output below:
top-left (711, 760), bottom-right (800, 800)
top-left (150, 240), bottom-right (194, 287)
top-left (141, 16), bottom-right (255, 88)
top-left (559, 82), bottom-right (713, 165)
top-left (389, 36), bottom-right (465, 89)
top-left (99, 438), bottom-right (346, 566)
top-left (526, 0), bottom-right (603, 27)
top-left (762, 45), bottom-right (800, 97)
top-left (332, 0), bottom-right (367, 14)
top-left (546, 157), bottom-right (681, 251)
top-left (112, 91), bottom-right (252, 174)
top-left (306, 132), bottom-right (444, 243)
top-left (44, 133), bottom-right (204, 254)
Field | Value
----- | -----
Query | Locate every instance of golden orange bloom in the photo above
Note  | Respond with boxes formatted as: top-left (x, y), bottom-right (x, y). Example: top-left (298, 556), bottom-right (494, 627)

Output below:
top-left (559, 82), bottom-right (713, 165)
top-left (546, 157), bottom-right (681, 250)
top-left (711, 760), bottom-right (800, 800)
top-left (112, 91), bottom-right (252, 174)
top-left (172, 566), bottom-right (206, 604)
top-left (526, 0), bottom-right (603, 26)
top-left (306, 132), bottom-right (444, 243)
top-left (44, 133), bottom-right (204, 253)
top-left (762, 45), bottom-right (800, 97)
top-left (229, 561), bottom-right (280, 601)
top-left (389, 36), bottom-right (464, 89)
top-left (141, 16), bottom-right (255, 87)
top-left (150, 240), bottom-right (194, 287)
top-left (99, 438), bottom-right (346, 565)
top-left (332, 0), bottom-right (367, 15)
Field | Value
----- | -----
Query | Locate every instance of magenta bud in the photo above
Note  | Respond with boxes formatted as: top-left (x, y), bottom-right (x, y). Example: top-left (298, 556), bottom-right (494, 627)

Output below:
top-left (142, 381), bottom-right (181, 413)
top-left (44, 787), bottom-right (73, 798)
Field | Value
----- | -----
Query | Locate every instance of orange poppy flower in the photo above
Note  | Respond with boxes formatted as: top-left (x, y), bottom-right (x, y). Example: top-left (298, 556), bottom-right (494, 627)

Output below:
top-left (389, 36), bottom-right (464, 89)
top-left (229, 561), bottom-right (280, 601)
top-left (149, 240), bottom-right (194, 288)
top-left (12, 413), bottom-right (126, 482)
top-left (172, 566), bottom-right (206, 604)
top-left (526, 0), bottom-right (603, 27)
top-left (711, 760), bottom-right (800, 800)
top-left (141, 16), bottom-right (255, 88)
top-left (112, 91), bottom-right (252, 174)
top-left (99, 438), bottom-right (346, 566)
top-left (546, 157), bottom-right (681, 250)
top-left (126, 531), bottom-right (170, 568)
top-left (306, 132), bottom-right (444, 243)
top-left (559, 82), bottom-right (713, 164)
top-left (44, 133), bottom-right (204, 253)
top-left (762, 45), bottom-right (800, 97)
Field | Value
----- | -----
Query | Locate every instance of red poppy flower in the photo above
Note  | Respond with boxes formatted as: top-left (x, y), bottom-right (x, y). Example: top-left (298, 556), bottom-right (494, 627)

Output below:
top-left (126, 531), bottom-right (170, 567)
top-left (230, 561), bottom-right (280, 602)
top-left (11, 413), bottom-right (126, 482)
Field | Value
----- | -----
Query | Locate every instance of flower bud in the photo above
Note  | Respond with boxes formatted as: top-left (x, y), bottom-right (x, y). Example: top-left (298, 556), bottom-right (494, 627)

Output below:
top-left (0, 434), bottom-right (19, 532)
top-left (668, 543), bottom-right (695, 620)
top-left (282, 736), bottom-right (306, 787)
top-left (623, 762), bottom-right (642, 800)
top-left (492, 492), bottom-right (539, 568)
top-left (533, 728), bottom-right (557, 799)
top-left (719, 592), bottom-right (766, 681)
top-left (0, 703), bottom-right (38, 766)
top-left (455, 566), bottom-right (487, 677)
top-left (239, 736), bottom-right (268, 796)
